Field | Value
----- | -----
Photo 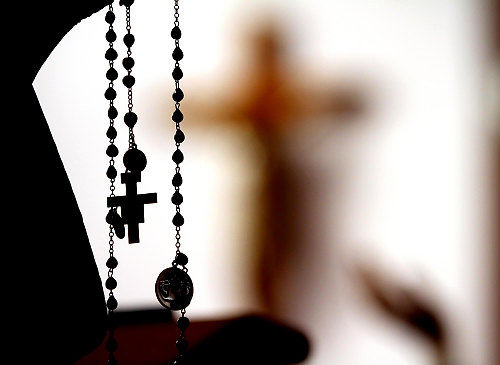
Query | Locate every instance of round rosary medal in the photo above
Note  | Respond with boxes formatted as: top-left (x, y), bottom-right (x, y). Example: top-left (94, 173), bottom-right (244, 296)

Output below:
top-left (155, 267), bottom-right (193, 311)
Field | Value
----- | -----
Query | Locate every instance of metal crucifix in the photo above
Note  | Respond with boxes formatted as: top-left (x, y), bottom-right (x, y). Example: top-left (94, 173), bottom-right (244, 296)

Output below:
top-left (107, 171), bottom-right (157, 243)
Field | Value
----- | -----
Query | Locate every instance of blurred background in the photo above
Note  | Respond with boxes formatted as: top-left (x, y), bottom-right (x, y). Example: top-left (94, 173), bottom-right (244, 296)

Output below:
top-left (34, 0), bottom-right (499, 364)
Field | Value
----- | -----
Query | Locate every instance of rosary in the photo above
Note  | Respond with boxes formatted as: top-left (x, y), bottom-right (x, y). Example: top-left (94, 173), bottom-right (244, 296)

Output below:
top-left (103, 0), bottom-right (193, 363)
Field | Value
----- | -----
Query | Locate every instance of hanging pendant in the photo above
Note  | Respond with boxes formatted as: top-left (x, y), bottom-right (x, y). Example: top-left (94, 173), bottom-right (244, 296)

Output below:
top-left (155, 267), bottom-right (193, 311)
top-left (107, 149), bottom-right (157, 243)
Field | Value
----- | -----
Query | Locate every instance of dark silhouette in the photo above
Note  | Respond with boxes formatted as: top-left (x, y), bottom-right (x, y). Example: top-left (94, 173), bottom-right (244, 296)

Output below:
top-left (76, 312), bottom-right (309, 365)
top-left (24, 1), bottom-right (308, 363)
top-left (107, 171), bottom-right (157, 244)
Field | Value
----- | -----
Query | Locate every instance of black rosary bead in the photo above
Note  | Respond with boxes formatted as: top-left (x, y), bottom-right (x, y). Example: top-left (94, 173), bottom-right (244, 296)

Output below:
top-left (123, 75), bottom-right (135, 88)
top-left (124, 34), bottom-right (135, 47)
top-left (106, 277), bottom-right (118, 290)
top-left (173, 212), bottom-right (184, 226)
top-left (172, 66), bottom-right (183, 80)
top-left (174, 130), bottom-right (185, 143)
top-left (172, 109), bottom-right (184, 123)
top-left (106, 67), bottom-right (118, 81)
top-left (108, 106), bottom-right (118, 120)
top-left (172, 47), bottom-right (184, 61)
top-left (123, 148), bottom-right (147, 172)
top-left (123, 57), bottom-right (135, 70)
top-left (171, 191), bottom-right (183, 205)
top-left (171, 26), bottom-right (182, 40)
top-left (106, 257), bottom-right (118, 269)
top-left (173, 88), bottom-right (184, 102)
top-left (172, 173), bottom-right (183, 187)
top-left (175, 252), bottom-right (189, 266)
top-left (105, 87), bottom-right (117, 100)
top-left (124, 111), bottom-right (138, 128)
top-left (172, 150), bottom-right (184, 164)
top-left (107, 296), bottom-right (118, 310)
top-left (106, 126), bottom-right (118, 140)
top-left (177, 317), bottom-right (190, 331)
top-left (106, 29), bottom-right (117, 42)
top-left (107, 166), bottom-right (118, 179)
top-left (106, 209), bottom-right (119, 224)
top-left (105, 48), bottom-right (118, 61)
top-left (176, 338), bottom-right (188, 353)
top-left (105, 11), bottom-right (115, 24)
top-left (120, 0), bottom-right (134, 6)
top-left (106, 144), bottom-right (119, 157)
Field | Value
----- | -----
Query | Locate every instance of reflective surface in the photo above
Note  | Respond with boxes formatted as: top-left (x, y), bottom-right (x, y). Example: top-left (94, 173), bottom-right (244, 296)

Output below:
top-left (155, 267), bottom-right (193, 311)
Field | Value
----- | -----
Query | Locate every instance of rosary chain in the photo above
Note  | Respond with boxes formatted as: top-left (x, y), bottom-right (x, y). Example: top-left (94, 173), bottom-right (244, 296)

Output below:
top-left (104, 3), bottom-right (120, 364)
top-left (170, 1), bottom-right (191, 363)
top-left (123, 2), bottom-right (137, 150)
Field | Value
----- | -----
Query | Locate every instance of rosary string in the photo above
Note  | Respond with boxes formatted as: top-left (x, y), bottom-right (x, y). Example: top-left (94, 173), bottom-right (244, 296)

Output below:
top-left (104, 3), bottom-right (120, 364)
top-left (121, 0), bottom-right (138, 150)
top-left (170, 1), bottom-right (191, 363)
top-left (103, 1), bottom-right (192, 363)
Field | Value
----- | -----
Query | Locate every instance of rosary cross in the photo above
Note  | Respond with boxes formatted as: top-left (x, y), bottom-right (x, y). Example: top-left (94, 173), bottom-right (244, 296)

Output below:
top-left (107, 171), bottom-right (157, 243)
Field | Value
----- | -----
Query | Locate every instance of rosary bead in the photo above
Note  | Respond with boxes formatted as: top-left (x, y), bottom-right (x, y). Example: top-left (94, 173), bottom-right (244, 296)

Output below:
top-left (172, 47), bottom-right (184, 61)
top-left (171, 26), bottom-right (182, 40)
top-left (106, 29), bottom-right (117, 42)
top-left (124, 111), bottom-right (138, 128)
top-left (123, 75), bottom-right (135, 88)
top-left (172, 66), bottom-right (183, 81)
top-left (105, 87), bottom-right (117, 101)
top-left (105, 11), bottom-right (115, 24)
top-left (173, 88), bottom-right (184, 102)
top-left (177, 316), bottom-right (190, 331)
top-left (123, 57), bottom-right (135, 70)
top-left (123, 33), bottom-right (135, 47)
top-left (173, 212), bottom-right (184, 226)
top-left (120, 0), bottom-right (134, 6)
top-left (106, 67), bottom-right (118, 81)
top-left (171, 191), bottom-right (183, 205)
top-left (106, 166), bottom-right (117, 179)
top-left (174, 130), bottom-right (185, 143)
top-left (176, 338), bottom-right (188, 352)
top-left (172, 173), bottom-right (183, 187)
top-left (172, 150), bottom-right (184, 164)
top-left (106, 144), bottom-right (119, 157)
top-left (172, 109), bottom-right (184, 123)
top-left (174, 252), bottom-right (189, 266)
top-left (123, 148), bottom-right (147, 172)
top-left (106, 210), bottom-right (115, 224)
top-left (106, 337), bottom-right (118, 352)
top-left (106, 126), bottom-right (117, 140)
top-left (106, 277), bottom-right (118, 290)
top-left (107, 296), bottom-right (118, 310)
top-left (108, 106), bottom-right (118, 120)
top-left (105, 48), bottom-right (118, 61)
top-left (106, 257), bottom-right (118, 269)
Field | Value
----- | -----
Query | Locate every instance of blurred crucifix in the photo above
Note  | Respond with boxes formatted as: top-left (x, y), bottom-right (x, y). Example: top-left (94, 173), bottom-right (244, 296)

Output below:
top-left (179, 23), bottom-right (365, 310)
top-left (171, 19), bottom-right (455, 365)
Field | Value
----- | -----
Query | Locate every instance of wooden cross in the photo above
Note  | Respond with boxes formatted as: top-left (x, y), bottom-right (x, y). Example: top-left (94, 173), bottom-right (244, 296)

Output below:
top-left (107, 171), bottom-right (157, 243)
top-left (183, 25), bottom-right (364, 138)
